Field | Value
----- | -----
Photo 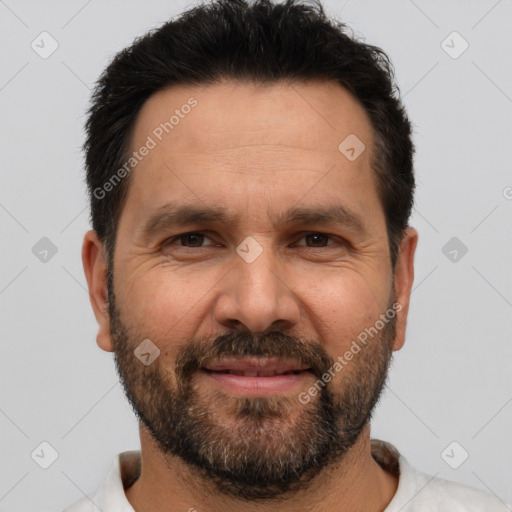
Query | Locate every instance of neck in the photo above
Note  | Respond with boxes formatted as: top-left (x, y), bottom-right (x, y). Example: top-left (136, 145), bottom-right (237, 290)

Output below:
top-left (125, 424), bottom-right (398, 512)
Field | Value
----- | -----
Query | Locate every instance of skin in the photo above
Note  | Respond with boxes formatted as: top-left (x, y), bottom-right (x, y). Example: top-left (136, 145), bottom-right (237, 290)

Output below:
top-left (82, 79), bottom-right (418, 512)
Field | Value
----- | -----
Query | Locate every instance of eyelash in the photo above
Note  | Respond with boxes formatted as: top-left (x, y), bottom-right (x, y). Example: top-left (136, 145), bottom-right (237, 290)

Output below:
top-left (163, 231), bottom-right (343, 250)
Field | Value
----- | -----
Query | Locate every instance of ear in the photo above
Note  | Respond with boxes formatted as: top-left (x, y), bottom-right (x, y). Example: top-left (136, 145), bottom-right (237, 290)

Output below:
top-left (82, 230), bottom-right (114, 352)
top-left (392, 227), bottom-right (418, 351)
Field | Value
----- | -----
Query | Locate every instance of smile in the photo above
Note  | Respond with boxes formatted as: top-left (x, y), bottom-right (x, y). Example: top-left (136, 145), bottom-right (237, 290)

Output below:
top-left (199, 357), bottom-right (312, 395)
top-left (204, 369), bottom-right (305, 377)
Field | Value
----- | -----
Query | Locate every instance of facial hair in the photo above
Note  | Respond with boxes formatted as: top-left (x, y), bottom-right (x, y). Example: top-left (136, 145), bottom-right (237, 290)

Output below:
top-left (108, 280), bottom-right (397, 500)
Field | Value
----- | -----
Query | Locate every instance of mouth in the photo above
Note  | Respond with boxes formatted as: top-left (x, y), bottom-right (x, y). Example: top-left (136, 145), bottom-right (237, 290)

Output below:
top-left (204, 368), bottom-right (306, 377)
top-left (199, 357), bottom-right (313, 395)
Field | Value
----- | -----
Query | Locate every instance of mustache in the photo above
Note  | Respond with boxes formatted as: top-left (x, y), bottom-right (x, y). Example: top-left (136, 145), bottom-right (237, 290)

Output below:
top-left (174, 330), bottom-right (335, 380)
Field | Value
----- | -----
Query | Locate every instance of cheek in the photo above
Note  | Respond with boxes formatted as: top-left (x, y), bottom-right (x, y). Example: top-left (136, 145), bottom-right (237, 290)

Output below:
top-left (117, 266), bottom-right (222, 343)
top-left (300, 269), bottom-right (390, 353)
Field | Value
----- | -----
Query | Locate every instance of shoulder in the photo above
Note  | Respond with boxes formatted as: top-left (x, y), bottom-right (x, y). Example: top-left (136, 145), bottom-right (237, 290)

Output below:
top-left (394, 455), bottom-right (509, 511)
top-left (413, 472), bottom-right (509, 511)
top-left (371, 440), bottom-right (509, 512)
top-left (60, 450), bottom-right (140, 512)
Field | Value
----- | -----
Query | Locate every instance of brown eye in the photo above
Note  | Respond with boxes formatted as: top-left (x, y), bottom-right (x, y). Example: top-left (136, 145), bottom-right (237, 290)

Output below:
top-left (293, 232), bottom-right (335, 248)
top-left (179, 233), bottom-right (206, 247)
top-left (165, 232), bottom-right (213, 248)
top-left (304, 233), bottom-right (330, 247)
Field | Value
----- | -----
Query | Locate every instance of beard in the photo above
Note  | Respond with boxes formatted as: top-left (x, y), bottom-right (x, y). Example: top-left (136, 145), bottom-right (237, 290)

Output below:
top-left (108, 279), bottom-right (397, 500)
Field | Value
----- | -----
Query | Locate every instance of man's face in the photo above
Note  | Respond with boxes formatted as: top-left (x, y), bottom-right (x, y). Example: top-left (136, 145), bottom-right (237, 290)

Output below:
top-left (93, 80), bottom-right (414, 499)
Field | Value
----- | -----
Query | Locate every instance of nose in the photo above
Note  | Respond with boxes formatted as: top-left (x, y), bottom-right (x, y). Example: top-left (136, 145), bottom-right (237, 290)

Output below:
top-left (213, 243), bottom-right (301, 333)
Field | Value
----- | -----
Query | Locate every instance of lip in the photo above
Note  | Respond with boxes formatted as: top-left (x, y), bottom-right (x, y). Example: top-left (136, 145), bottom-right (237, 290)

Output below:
top-left (200, 357), bottom-right (312, 396)
top-left (203, 356), bottom-right (309, 373)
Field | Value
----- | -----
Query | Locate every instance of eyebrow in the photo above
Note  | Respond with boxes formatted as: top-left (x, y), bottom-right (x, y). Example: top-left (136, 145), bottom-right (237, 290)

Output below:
top-left (139, 201), bottom-right (366, 242)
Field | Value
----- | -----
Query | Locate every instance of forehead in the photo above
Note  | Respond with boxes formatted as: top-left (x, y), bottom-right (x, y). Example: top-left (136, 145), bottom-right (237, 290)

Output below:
top-left (132, 79), bottom-right (373, 155)
top-left (119, 79), bottom-right (380, 232)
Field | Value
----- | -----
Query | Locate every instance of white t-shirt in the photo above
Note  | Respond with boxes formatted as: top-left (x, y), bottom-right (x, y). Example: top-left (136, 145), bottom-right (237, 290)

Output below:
top-left (63, 439), bottom-right (509, 511)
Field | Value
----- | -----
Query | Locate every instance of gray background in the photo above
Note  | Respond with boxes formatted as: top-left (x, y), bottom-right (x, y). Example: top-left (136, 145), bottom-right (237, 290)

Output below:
top-left (0, 0), bottom-right (511, 510)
